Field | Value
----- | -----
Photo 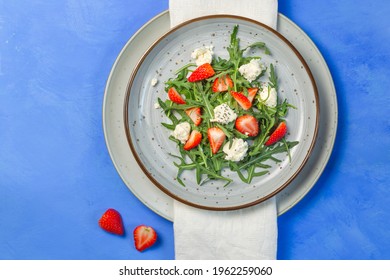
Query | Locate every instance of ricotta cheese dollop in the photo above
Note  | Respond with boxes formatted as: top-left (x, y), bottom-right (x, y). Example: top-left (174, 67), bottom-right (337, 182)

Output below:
top-left (171, 122), bottom-right (191, 144)
top-left (238, 59), bottom-right (265, 82)
top-left (223, 138), bottom-right (248, 162)
top-left (191, 46), bottom-right (214, 66)
top-left (211, 103), bottom-right (237, 124)
top-left (259, 84), bottom-right (277, 107)
top-left (154, 102), bottom-right (161, 109)
top-left (150, 78), bottom-right (158, 87)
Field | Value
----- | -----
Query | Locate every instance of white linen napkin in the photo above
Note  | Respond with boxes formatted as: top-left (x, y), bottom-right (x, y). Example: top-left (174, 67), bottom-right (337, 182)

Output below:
top-left (170, 0), bottom-right (279, 260)
top-left (174, 198), bottom-right (278, 260)
top-left (170, 0), bottom-right (278, 28)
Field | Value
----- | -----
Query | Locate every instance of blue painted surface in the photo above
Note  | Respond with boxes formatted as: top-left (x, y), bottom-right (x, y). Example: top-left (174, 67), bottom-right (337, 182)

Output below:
top-left (0, 0), bottom-right (389, 260)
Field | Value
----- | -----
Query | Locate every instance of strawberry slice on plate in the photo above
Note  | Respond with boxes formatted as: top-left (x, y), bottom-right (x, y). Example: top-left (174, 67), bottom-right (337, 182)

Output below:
top-left (247, 87), bottom-right (258, 103)
top-left (235, 115), bottom-right (259, 137)
top-left (168, 87), bottom-right (186, 104)
top-left (212, 75), bottom-right (234, 92)
top-left (188, 63), bottom-right (215, 82)
top-left (185, 107), bottom-right (202, 126)
top-left (207, 127), bottom-right (226, 154)
top-left (133, 225), bottom-right (157, 252)
top-left (183, 130), bottom-right (202, 150)
top-left (265, 121), bottom-right (287, 146)
top-left (231, 91), bottom-right (252, 110)
top-left (98, 208), bottom-right (124, 236)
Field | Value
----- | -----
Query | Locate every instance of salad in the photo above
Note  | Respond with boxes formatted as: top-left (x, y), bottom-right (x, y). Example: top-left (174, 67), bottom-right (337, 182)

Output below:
top-left (157, 25), bottom-right (298, 187)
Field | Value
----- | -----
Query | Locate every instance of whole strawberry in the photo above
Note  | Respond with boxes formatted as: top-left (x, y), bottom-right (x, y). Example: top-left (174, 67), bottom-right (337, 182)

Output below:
top-left (98, 208), bottom-right (124, 235)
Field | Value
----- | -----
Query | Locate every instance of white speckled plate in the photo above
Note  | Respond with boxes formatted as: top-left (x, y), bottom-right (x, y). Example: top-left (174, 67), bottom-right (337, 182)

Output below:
top-left (103, 11), bottom-right (337, 219)
top-left (123, 15), bottom-right (319, 210)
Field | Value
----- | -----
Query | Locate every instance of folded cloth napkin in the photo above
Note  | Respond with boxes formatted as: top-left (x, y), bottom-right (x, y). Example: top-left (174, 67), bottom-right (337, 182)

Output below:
top-left (170, 0), bottom-right (279, 260)
top-left (169, 0), bottom-right (278, 28)
top-left (174, 198), bottom-right (278, 260)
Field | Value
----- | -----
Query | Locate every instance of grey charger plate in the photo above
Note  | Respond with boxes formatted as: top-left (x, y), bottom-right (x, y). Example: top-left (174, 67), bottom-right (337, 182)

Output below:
top-left (103, 11), bottom-right (337, 219)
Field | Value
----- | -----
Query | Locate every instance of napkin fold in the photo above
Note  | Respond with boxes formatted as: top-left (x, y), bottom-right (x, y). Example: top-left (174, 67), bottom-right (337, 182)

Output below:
top-left (169, 0), bottom-right (278, 28)
top-left (170, 0), bottom-right (279, 260)
top-left (174, 198), bottom-right (278, 260)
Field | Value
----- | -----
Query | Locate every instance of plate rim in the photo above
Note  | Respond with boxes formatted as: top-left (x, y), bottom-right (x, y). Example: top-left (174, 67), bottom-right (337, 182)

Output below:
top-left (122, 14), bottom-right (320, 211)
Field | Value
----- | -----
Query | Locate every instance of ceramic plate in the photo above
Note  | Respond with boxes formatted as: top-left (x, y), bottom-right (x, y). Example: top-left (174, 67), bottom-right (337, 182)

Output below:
top-left (123, 15), bottom-right (319, 210)
top-left (103, 11), bottom-right (337, 220)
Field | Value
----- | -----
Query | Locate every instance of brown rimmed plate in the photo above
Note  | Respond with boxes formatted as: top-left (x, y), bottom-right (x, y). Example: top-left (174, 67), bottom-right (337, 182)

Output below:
top-left (123, 15), bottom-right (319, 210)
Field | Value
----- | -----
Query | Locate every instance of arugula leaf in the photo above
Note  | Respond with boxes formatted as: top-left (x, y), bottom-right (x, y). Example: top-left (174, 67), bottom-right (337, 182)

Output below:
top-left (268, 63), bottom-right (278, 90)
top-left (242, 42), bottom-right (271, 55)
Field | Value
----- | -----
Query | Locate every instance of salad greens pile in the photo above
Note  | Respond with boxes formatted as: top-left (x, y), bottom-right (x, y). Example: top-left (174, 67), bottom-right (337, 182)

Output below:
top-left (157, 25), bottom-right (298, 187)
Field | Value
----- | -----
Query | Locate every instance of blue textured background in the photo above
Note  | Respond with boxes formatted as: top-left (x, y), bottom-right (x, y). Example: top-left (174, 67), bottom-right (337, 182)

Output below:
top-left (1, 0), bottom-right (389, 260)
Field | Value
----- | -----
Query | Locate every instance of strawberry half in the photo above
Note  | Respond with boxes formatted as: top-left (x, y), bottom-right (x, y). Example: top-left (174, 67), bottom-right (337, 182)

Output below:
top-left (207, 127), bottom-right (226, 154)
top-left (231, 91), bottom-right (252, 110)
top-left (168, 87), bottom-right (186, 104)
top-left (185, 107), bottom-right (202, 126)
top-left (188, 63), bottom-right (215, 82)
top-left (183, 130), bottom-right (202, 150)
top-left (235, 115), bottom-right (259, 137)
top-left (247, 87), bottom-right (258, 103)
top-left (133, 225), bottom-right (157, 252)
top-left (212, 75), bottom-right (234, 92)
top-left (98, 208), bottom-right (124, 236)
top-left (265, 121), bottom-right (287, 146)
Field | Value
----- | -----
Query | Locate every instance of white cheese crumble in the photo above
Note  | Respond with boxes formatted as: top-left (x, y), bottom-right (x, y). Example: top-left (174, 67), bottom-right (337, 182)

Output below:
top-left (191, 46), bottom-right (214, 66)
top-left (259, 84), bottom-right (277, 107)
top-left (171, 122), bottom-right (191, 144)
top-left (151, 78), bottom-right (158, 87)
top-left (223, 138), bottom-right (248, 162)
top-left (238, 59), bottom-right (265, 82)
top-left (210, 103), bottom-right (237, 124)
top-left (154, 102), bottom-right (161, 109)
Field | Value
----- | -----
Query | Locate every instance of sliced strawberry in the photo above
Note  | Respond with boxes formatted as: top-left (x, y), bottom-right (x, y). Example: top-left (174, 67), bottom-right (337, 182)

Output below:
top-left (265, 121), bottom-right (287, 146)
top-left (212, 75), bottom-right (234, 92)
top-left (247, 87), bottom-right (258, 103)
top-left (231, 91), bottom-right (252, 110)
top-left (98, 208), bottom-right (124, 236)
top-left (168, 87), bottom-right (186, 104)
top-left (207, 127), bottom-right (226, 154)
top-left (188, 63), bottom-right (215, 82)
top-left (133, 225), bottom-right (157, 252)
top-left (185, 107), bottom-right (202, 126)
top-left (235, 115), bottom-right (259, 137)
top-left (183, 130), bottom-right (202, 150)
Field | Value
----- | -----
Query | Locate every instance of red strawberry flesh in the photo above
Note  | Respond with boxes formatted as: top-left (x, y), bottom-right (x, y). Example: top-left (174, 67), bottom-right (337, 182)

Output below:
top-left (247, 87), bottom-right (258, 103)
top-left (188, 63), bottom-right (215, 82)
top-left (231, 91), bottom-right (252, 110)
top-left (133, 225), bottom-right (157, 252)
top-left (183, 130), bottom-right (202, 150)
top-left (207, 127), bottom-right (226, 154)
top-left (212, 75), bottom-right (234, 92)
top-left (185, 107), bottom-right (202, 126)
top-left (168, 87), bottom-right (186, 104)
top-left (265, 122), bottom-right (287, 146)
top-left (235, 115), bottom-right (259, 137)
